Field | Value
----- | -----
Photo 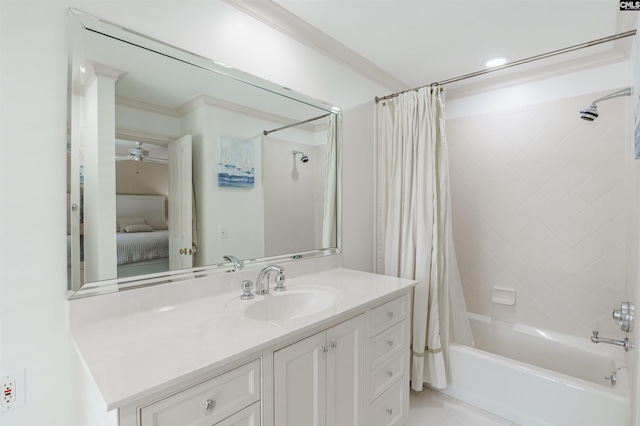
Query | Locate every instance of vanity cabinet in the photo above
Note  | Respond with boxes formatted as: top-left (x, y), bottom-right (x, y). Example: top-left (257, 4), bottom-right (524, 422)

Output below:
top-left (138, 359), bottom-right (261, 426)
top-left (112, 286), bottom-right (414, 426)
top-left (367, 295), bottom-right (409, 426)
top-left (273, 314), bottom-right (365, 426)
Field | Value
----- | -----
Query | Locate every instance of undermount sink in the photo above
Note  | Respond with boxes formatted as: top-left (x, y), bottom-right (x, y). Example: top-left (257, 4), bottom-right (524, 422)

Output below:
top-left (226, 285), bottom-right (342, 322)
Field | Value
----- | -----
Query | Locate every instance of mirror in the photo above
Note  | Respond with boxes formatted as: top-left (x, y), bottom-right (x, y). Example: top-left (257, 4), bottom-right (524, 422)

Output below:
top-left (67, 9), bottom-right (341, 298)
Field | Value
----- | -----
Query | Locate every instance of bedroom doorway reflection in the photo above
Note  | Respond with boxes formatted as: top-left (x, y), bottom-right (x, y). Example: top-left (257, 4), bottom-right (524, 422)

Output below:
top-left (114, 135), bottom-right (193, 277)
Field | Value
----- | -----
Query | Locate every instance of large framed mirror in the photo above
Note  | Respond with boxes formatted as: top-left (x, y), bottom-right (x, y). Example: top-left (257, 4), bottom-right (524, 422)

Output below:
top-left (67, 9), bottom-right (341, 299)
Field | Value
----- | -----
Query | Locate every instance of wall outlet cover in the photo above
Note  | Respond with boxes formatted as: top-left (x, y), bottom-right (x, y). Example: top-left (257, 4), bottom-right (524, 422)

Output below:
top-left (1, 370), bottom-right (25, 411)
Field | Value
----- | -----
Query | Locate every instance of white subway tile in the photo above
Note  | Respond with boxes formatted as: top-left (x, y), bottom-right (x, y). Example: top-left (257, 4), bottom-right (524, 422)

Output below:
top-left (520, 219), bottom-right (551, 245)
top-left (556, 220), bottom-right (589, 247)
top-left (522, 192), bottom-right (552, 218)
top-left (537, 207), bottom-right (570, 232)
top-left (507, 179), bottom-right (537, 204)
top-left (555, 191), bottom-right (589, 218)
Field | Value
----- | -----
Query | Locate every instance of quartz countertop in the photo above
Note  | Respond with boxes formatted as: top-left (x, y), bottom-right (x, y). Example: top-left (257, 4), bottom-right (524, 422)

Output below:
top-left (70, 267), bottom-right (417, 410)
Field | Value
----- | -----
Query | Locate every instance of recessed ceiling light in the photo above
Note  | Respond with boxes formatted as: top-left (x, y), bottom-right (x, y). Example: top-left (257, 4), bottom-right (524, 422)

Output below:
top-left (483, 56), bottom-right (510, 68)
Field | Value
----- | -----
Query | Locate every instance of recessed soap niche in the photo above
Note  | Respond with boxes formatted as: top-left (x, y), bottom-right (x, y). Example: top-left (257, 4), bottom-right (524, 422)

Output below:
top-left (492, 287), bottom-right (516, 306)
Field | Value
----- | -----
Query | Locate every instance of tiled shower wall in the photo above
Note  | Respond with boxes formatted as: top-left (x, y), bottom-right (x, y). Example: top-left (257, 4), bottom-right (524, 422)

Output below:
top-left (447, 90), bottom-right (628, 337)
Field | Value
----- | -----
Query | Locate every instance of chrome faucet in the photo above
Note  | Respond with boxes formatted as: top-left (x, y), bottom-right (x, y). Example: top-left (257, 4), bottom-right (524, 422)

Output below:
top-left (223, 255), bottom-right (244, 272)
top-left (255, 265), bottom-right (286, 295)
top-left (591, 330), bottom-right (633, 351)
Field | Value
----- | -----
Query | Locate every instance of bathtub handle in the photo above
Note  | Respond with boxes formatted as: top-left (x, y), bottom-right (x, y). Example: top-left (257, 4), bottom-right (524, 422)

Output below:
top-left (604, 371), bottom-right (617, 386)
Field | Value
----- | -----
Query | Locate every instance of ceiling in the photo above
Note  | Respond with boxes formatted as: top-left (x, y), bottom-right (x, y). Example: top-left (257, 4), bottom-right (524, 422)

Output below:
top-left (72, 1), bottom-right (638, 111)
top-left (228, 0), bottom-right (638, 100)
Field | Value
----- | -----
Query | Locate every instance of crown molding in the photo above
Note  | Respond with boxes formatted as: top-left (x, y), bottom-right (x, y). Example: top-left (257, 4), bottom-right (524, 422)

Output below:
top-left (223, 0), bottom-right (407, 93)
top-left (178, 94), bottom-right (318, 132)
top-left (116, 96), bottom-right (182, 118)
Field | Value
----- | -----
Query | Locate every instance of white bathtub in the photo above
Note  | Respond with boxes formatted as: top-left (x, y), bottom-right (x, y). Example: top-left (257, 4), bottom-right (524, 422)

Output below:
top-left (440, 314), bottom-right (630, 426)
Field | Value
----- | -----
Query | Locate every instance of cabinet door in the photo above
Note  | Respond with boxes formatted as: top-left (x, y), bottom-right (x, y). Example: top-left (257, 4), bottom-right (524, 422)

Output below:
top-left (326, 315), bottom-right (364, 426)
top-left (274, 332), bottom-right (327, 426)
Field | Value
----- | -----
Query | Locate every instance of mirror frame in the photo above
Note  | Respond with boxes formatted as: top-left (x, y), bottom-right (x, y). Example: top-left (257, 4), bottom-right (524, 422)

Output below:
top-left (67, 9), bottom-right (342, 299)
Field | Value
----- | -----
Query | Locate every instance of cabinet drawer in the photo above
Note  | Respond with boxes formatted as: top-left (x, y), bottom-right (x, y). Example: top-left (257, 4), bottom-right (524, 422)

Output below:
top-left (216, 401), bottom-right (260, 426)
top-left (371, 322), bottom-right (406, 367)
top-left (140, 359), bottom-right (260, 426)
top-left (370, 353), bottom-right (405, 400)
top-left (370, 380), bottom-right (405, 426)
top-left (371, 296), bottom-right (406, 336)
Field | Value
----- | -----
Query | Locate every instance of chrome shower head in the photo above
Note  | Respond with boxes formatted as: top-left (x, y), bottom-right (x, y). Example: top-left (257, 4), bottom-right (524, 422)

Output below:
top-left (293, 150), bottom-right (309, 163)
top-left (579, 87), bottom-right (632, 122)
top-left (580, 104), bottom-right (598, 121)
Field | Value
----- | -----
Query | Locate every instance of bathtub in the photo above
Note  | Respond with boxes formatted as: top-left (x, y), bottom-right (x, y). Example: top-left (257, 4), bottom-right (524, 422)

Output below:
top-left (440, 313), bottom-right (630, 426)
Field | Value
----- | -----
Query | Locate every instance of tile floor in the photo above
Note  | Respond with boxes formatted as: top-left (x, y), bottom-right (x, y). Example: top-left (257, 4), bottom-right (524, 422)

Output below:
top-left (406, 387), bottom-right (520, 426)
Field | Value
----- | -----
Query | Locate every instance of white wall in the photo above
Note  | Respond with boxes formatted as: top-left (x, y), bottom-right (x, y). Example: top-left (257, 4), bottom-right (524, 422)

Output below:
top-left (341, 102), bottom-right (375, 272)
top-left (263, 138), bottom-right (325, 256)
top-left (449, 90), bottom-right (628, 336)
top-left (627, 15), bottom-right (640, 425)
top-left (1, 3), bottom-right (83, 424)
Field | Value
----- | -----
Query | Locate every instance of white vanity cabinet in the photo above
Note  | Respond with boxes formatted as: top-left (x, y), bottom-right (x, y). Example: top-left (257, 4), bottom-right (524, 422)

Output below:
top-left (137, 359), bottom-right (261, 426)
top-left (92, 271), bottom-right (417, 426)
top-left (367, 295), bottom-right (410, 426)
top-left (273, 314), bottom-right (365, 426)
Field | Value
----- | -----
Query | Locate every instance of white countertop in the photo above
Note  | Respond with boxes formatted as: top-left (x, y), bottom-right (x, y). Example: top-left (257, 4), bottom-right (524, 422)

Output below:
top-left (70, 267), bottom-right (417, 410)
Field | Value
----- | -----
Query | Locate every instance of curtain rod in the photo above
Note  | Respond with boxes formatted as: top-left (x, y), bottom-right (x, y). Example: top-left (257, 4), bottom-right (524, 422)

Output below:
top-left (263, 113), bottom-right (332, 136)
top-left (375, 30), bottom-right (637, 104)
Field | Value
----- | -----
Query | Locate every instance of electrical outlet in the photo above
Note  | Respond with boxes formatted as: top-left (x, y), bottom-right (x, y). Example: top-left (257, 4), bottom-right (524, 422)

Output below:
top-left (219, 226), bottom-right (228, 239)
top-left (1, 370), bottom-right (25, 411)
top-left (1, 378), bottom-right (15, 404)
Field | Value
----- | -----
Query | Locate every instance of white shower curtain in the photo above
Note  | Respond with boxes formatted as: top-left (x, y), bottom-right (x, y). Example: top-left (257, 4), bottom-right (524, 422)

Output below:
top-left (375, 86), bottom-right (472, 390)
top-left (322, 113), bottom-right (340, 248)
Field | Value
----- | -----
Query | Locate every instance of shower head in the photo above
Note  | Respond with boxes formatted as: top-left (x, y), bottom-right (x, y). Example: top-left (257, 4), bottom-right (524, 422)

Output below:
top-left (293, 150), bottom-right (309, 163)
top-left (580, 104), bottom-right (598, 121)
top-left (580, 87), bottom-right (632, 121)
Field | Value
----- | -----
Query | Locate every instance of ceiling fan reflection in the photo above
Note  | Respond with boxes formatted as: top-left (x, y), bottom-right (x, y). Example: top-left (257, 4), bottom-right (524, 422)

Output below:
top-left (115, 142), bottom-right (168, 173)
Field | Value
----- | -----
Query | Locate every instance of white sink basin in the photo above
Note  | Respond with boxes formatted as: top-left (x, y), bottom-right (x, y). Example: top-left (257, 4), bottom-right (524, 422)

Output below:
top-left (226, 285), bottom-right (342, 322)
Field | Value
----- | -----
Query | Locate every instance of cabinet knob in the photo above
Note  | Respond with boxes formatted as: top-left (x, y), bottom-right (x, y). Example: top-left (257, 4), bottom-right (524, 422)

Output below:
top-left (386, 370), bottom-right (393, 378)
top-left (329, 341), bottom-right (338, 349)
top-left (386, 408), bottom-right (393, 415)
top-left (320, 346), bottom-right (329, 353)
top-left (387, 311), bottom-right (394, 319)
top-left (386, 339), bottom-right (394, 347)
top-left (204, 399), bottom-right (216, 411)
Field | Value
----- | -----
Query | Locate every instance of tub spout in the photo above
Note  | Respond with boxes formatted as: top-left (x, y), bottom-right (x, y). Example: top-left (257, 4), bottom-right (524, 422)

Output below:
top-left (591, 330), bottom-right (633, 351)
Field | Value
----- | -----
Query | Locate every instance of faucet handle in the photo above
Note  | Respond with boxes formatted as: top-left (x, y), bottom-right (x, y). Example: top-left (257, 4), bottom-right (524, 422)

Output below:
top-left (274, 271), bottom-right (286, 292)
top-left (240, 280), bottom-right (254, 300)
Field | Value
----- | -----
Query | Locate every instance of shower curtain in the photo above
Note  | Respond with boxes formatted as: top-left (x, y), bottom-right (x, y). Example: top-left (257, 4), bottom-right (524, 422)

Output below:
top-left (375, 86), bottom-right (472, 390)
top-left (322, 113), bottom-right (340, 248)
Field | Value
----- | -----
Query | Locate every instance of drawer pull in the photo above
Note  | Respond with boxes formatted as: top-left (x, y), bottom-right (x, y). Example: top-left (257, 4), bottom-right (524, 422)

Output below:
top-left (329, 341), bottom-right (338, 349)
top-left (386, 370), bottom-right (393, 378)
top-left (386, 408), bottom-right (393, 415)
top-left (386, 339), bottom-right (394, 347)
top-left (204, 399), bottom-right (216, 411)
top-left (387, 311), bottom-right (394, 319)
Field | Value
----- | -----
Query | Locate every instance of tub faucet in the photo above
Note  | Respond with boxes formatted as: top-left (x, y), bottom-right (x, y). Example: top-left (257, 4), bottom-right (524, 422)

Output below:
top-left (255, 265), bottom-right (285, 295)
top-left (591, 330), bottom-right (633, 351)
top-left (223, 255), bottom-right (244, 272)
